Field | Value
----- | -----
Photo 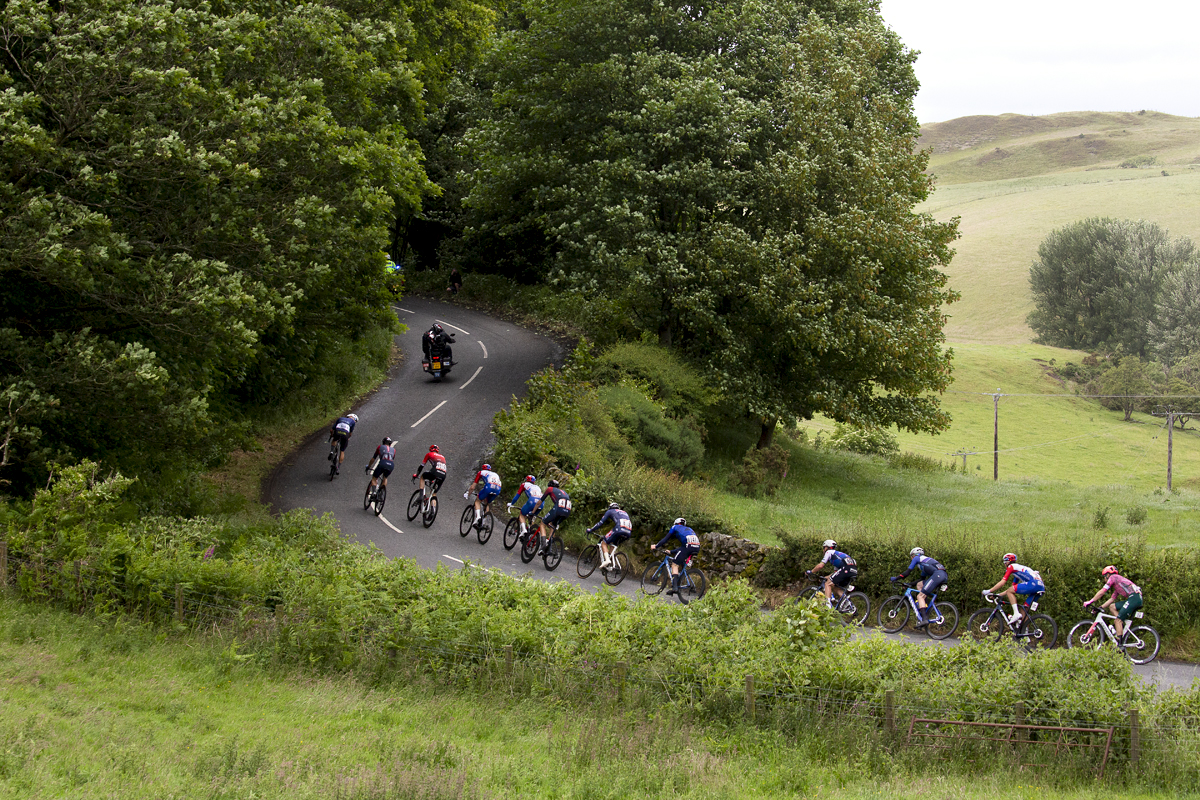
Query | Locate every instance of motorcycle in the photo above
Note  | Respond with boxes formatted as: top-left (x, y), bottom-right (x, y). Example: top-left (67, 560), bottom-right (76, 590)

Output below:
top-left (422, 334), bottom-right (455, 380)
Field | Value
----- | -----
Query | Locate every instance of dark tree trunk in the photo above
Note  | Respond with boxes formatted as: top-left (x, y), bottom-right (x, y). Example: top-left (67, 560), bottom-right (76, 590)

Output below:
top-left (756, 418), bottom-right (777, 449)
top-left (658, 320), bottom-right (672, 347)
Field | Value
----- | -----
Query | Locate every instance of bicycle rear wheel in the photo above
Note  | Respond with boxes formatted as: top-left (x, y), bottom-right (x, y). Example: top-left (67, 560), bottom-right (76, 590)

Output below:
top-left (543, 538), bottom-right (563, 571)
top-left (1122, 625), bottom-right (1160, 665)
top-left (640, 563), bottom-right (668, 596)
top-left (520, 531), bottom-right (538, 564)
top-left (838, 591), bottom-right (870, 626)
top-left (605, 552), bottom-right (630, 586)
top-left (406, 489), bottom-right (422, 521)
top-left (925, 601), bottom-right (958, 640)
top-left (1022, 614), bottom-right (1057, 651)
top-left (577, 545), bottom-right (600, 578)
top-left (877, 596), bottom-right (909, 634)
top-left (503, 518), bottom-right (521, 551)
top-left (459, 505), bottom-right (474, 537)
top-left (363, 482), bottom-right (374, 511)
top-left (372, 485), bottom-right (386, 516)
top-left (682, 567), bottom-right (707, 601)
top-left (966, 607), bottom-right (1008, 642)
top-left (329, 441), bottom-right (341, 481)
top-left (422, 495), bottom-right (438, 527)
top-left (477, 512), bottom-right (493, 544)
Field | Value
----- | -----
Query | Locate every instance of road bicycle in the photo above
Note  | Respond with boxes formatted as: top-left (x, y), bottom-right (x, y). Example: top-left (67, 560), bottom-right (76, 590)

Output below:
top-left (459, 492), bottom-right (494, 545)
top-left (641, 551), bottom-right (707, 603)
top-left (795, 571), bottom-right (870, 626)
top-left (503, 508), bottom-right (541, 552)
top-left (406, 475), bottom-right (440, 528)
top-left (327, 437), bottom-right (341, 481)
top-left (362, 476), bottom-right (387, 516)
top-left (577, 531), bottom-right (631, 586)
top-left (965, 592), bottom-right (1057, 651)
top-left (520, 514), bottom-right (563, 571)
top-left (878, 581), bottom-right (959, 640)
top-left (1067, 603), bottom-right (1160, 665)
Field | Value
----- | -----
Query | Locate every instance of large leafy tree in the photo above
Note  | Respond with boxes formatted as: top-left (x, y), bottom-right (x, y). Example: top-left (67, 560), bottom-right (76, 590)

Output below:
top-left (1027, 218), bottom-right (1194, 356)
top-left (463, 0), bottom-right (958, 442)
top-left (1148, 262), bottom-right (1200, 370)
top-left (0, 0), bottom-right (456, 490)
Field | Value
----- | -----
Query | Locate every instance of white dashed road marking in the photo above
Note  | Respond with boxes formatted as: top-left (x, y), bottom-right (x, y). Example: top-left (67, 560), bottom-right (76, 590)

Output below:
top-left (436, 319), bottom-right (471, 336)
top-left (459, 366), bottom-right (483, 390)
top-left (410, 401), bottom-right (447, 428)
top-left (479, 341), bottom-right (488, 359)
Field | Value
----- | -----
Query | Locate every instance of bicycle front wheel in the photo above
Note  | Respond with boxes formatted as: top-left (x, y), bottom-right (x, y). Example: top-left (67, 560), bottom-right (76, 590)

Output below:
top-left (372, 486), bottom-right (386, 515)
top-left (641, 563), bottom-right (668, 596)
top-left (605, 552), bottom-right (630, 586)
top-left (406, 489), bottom-right (422, 522)
top-left (329, 442), bottom-right (341, 481)
top-left (543, 538), bottom-right (563, 571)
top-left (966, 607), bottom-right (1007, 642)
top-left (459, 505), bottom-right (474, 537)
top-left (1067, 620), bottom-right (1103, 651)
top-left (363, 482), bottom-right (374, 511)
top-left (1122, 625), bottom-right (1160, 665)
top-left (682, 567), bottom-right (707, 601)
top-left (795, 587), bottom-right (822, 605)
top-left (1023, 614), bottom-right (1057, 651)
top-left (926, 601), bottom-right (958, 640)
top-left (422, 495), bottom-right (438, 528)
top-left (577, 545), bottom-right (600, 578)
top-left (878, 596), bottom-right (909, 633)
top-left (839, 591), bottom-right (870, 626)
top-left (477, 512), bottom-right (493, 545)
top-left (503, 518), bottom-right (521, 551)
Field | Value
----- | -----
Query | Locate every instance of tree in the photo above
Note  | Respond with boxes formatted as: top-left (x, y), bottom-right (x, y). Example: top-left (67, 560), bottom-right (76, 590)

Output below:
top-left (1148, 262), bottom-right (1200, 370)
top-left (1028, 218), bottom-right (1194, 355)
top-left (463, 0), bottom-right (958, 443)
top-left (1095, 357), bottom-right (1153, 422)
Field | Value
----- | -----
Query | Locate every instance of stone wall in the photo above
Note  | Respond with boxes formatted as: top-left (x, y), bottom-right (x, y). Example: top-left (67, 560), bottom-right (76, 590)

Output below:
top-left (628, 530), bottom-right (769, 582)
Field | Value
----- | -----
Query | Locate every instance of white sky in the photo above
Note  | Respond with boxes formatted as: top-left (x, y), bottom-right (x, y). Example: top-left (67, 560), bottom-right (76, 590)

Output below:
top-left (879, 1), bottom-right (1200, 124)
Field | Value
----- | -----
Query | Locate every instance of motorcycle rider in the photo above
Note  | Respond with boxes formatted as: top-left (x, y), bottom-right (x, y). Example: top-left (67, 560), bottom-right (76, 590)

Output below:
top-left (422, 322), bottom-right (454, 366)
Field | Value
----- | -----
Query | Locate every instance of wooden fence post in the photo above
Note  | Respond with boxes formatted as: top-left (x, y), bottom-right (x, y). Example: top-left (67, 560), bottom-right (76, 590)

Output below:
top-left (504, 644), bottom-right (513, 679)
top-left (744, 674), bottom-right (755, 722)
top-left (616, 661), bottom-right (627, 704)
top-left (1014, 701), bottom-right (1026, 742)
top-left (174, 583), bottom-right (183, 623)
top-left (0, 540), bottom-right (7, 587)
top-left (1129, 706), bottom-right (1140, 771)
top-left (885, 690), bottom-right (895, 734)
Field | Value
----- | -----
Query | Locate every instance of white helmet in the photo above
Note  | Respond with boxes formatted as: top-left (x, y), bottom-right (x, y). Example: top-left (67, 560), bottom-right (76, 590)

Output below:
top-left (347, 413), bottom-right (359, 422)
top-left (909, 547), bottom-right (924, 557)
top-left (823, 539), bottom-right (837, 549)
top-left (673, 517), bottom-right (686, 527)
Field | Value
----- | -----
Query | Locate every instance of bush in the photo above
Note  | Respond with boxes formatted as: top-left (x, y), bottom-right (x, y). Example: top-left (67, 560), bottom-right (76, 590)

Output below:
top-left (727, 444), bottom-right (790, 497)
top-left (887, 451), bottom-right (946, 472)
top-left (593, 342), bottom-right (719, 422)
top-left (1126, 505), bottom-right (1148, 525)
top-left (598, 385), bottom-right (704, 476)
top-left (825, 424), bottom-right (899, 458)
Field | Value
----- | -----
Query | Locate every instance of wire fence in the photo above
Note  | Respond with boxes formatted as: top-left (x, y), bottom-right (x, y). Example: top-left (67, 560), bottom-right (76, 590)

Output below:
top-left (3, 542), bottom-right (1199, 785)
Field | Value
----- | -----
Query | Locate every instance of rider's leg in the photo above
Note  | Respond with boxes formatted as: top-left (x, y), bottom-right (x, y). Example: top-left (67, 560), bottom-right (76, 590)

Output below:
top-left (823, 576), bottom-right (834, 601)
top-left (519, 513), bottom-right (528, 534)
top-left (1105, 599), bottom-right (1124, 637)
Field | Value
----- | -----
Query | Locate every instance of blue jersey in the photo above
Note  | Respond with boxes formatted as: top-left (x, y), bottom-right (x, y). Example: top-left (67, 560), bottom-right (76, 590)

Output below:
top-left (333, 416), bottom-right (356, 435)
top-left (590, 508), bottom-right (632, 534)
top-left (905, 554), bottom-right (946, 578)
top-left (820, 550), bottom-right (856, 569)
top-left (656, 524), bottom-right (700, 550)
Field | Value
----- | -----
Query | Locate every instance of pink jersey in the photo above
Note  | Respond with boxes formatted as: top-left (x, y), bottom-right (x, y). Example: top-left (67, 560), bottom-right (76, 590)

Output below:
top-left (1105, 574), bottom-right (1141, 599)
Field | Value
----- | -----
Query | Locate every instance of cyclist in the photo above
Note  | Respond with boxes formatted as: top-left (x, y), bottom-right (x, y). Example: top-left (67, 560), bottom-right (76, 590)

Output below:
top-left (983, 553), bottom-right (1045, 629)
top-left (530, 478), bottom-right (571, 555)
top-left (586, 502), bottom-right (633, 572)
top-left (806, 539), bottom-right (858, 606)
top-left (507, 475), bottom-right (543, 537)
top-left (328, 412), bottom-right (358, 475)
top-left (365, 437), bottom-right (396, 497)
top-left (891, 547), bottom-right (948, 628)
top-left (421, 322), bottom-right (454, 365)
top-left (411, 444), bottom-right (448, 497)
top-left (651, 517), bottom-right (701, 603)
top-left (1084, 565), bottom-right (1144, 640)
top-left (465, 463), bottom-right (502, 530)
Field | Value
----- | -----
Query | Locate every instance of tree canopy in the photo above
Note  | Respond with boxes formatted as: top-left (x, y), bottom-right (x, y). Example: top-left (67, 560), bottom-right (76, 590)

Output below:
top-left (461, 0), bottom-right (958, 440)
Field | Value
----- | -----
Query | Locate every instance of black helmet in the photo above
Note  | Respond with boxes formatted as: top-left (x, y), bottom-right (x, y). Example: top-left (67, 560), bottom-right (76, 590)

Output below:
top-left (432, 323), bottom-right (443, 334)
top-left (547, 479), bottom-right (559, 488)
top-left (382, 437), bottom-right (393, 446)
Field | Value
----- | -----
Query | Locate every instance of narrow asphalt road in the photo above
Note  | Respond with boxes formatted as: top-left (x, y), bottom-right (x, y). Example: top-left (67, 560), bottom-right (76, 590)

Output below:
top-left (267, 299), bottom-right (1199, 689)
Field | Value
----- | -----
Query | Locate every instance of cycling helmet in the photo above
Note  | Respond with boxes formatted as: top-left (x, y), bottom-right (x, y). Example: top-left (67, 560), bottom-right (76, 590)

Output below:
top-left (608, 502), bottom-right (620, 509)
top-left (1002, 553), bottom-right (1017, 565)
top-left (909, 547), bottom-right (924, 557)
top-left (1101, 565), bottom-right (1119, 577)
top-left (348, 413), bottom-right (359, 422)
top-left (481, 463), bottom-right (491, 471)
top-left (547, 479), bottom-right (559, 488)
top-left (673, 517), bottom-right (686, 527)
top-left (429, 444), bottom-right (439, 453)
top-left (823, 539), bottom-right (837, 549)
top-left (382, 437), bottom-right (393, 446)
top-left (524, 475), bottom-right (536, 484)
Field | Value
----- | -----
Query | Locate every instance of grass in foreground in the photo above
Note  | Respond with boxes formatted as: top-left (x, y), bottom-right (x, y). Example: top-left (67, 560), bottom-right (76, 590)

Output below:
top-left (0, 596), bottom-right (1181, 799)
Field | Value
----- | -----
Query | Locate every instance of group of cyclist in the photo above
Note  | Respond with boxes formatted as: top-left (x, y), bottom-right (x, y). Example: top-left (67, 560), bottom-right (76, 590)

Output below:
top-left (807, 540), bottom-right (1144, 636)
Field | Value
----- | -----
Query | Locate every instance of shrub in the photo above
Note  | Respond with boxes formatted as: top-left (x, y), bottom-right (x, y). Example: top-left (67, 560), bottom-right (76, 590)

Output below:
top-left (727, 444), bottom-right (790, 497)
top-left (825, 424), bottom-right (899, 458)
top-left (597, 385), bottom-right (703, 476)
top-left (887, 451), bottom-right (945, 472)
top-left (1126, 505), bottom-right (1148, 525)
top-left (1093, 506), bottom-right (1110, 530)
top-left (593, 342), bottom-right (719, 422)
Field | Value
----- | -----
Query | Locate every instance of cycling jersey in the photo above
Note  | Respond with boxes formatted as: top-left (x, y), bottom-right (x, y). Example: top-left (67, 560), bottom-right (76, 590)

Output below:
top-left (903, 554), bottom-right (946, 579)
top-left (1002, 563), bottom-right (1044, 593)
top-left (820, 550), bottom-right (857, 569)
top-left (656, 524), bottom-right (701, 551)
top-left (509, 481), bottom-right (542, 507)
top-left (373, 443), bottom-right (396, 467)
top-left (473, 469), bottom-right (502, 490)
top-left (589, 509), bottom-right (633, 542)
top-left (540, 486), bottom-right (572, 526)
top-left (332, 416), bottom-right (356, 436)
top-left (418, 451), bottom-right (447, 475)
top-left (1105, 574), bottom-right (1142, 599)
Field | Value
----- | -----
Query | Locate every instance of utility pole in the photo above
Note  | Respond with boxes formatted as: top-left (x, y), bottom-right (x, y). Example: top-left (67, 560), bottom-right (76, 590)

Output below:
top-left (1168, 411), bottom-right (1174, 492)
top-left (993, 388), bottom-right (1001, 481)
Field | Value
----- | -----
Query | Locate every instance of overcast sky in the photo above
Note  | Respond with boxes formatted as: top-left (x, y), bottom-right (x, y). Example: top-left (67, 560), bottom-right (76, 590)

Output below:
top-left (879, 1), bottom-right (1200, 124)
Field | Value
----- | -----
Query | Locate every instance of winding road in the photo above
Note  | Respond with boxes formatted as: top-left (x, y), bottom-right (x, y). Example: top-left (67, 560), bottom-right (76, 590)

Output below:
top-left (267, 299), bottom-right (1199, 689)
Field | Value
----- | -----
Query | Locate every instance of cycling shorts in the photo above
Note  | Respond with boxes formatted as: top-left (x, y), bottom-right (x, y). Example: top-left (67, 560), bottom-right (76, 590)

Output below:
top-left (543, 507), bottom-right (570, 528)
top-left (603, 529), bottom-right (631, 546)
top-left (830, 566), bottom-right (859, 588)
top-left (372, 462), bottom-right (394, 479)
top-left (670, 545), bottom-right (700, 566)
top-left (1015, 581), bottom-right (1045, 603)
top-left (919, 570), bottom-right (948, 597)
top-left (1116, 593), bottom-right (1143, 621)
top-left (331, 431), bottom-right (349, 450)
top-left (520, 497), bottom-right (539, 516)
top-left (421, 468), bottom-right (445, 492)
top-left (479, 486), bottom-right (501, 503)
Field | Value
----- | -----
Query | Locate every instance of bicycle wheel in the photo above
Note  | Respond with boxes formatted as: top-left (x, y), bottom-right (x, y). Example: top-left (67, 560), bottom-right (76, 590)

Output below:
top-left (422, 495), bottom-right (438, 528)
top-left (878, 596), bottom-right (909, 633)
top-left (966, 607), bottom-right (1008, 642)
top-left (477, 512), bottom-right (493, 545)
top-left (1022, 614), bottom-right (1057, 651)
top-left (520, 531), bottom-right (538, 564)
top-left (503, 518), bottom-right (521, 551)
top-left (925, 601), bottom-right (958, 640)
top-left (1122, 625), bottom-right (1160, 665)
top-left (641, 562), bottom-right (668, 596)
top-left (795, 586), bottom-right (822, 605)
top-left (543, 538), bottom-right (563, 571)
top-left (363, 482), bottom-right (374, 511)
top-left (838, 591), bottom-right (870, 626)
top-left (605, 552), bottom-right (630, 586)
top-left (459, 505), bottom-right (474, 537)
top-left (1067, 620), bottom-right (1104, 650)
top-left (577, 545), bottom-right (600, 578)
top-left (329, 441), bottom-right (341, 481)
top-left (406, 489), bottom-right (422, 521)
top-left (682, 567), bottom-right (707, 602)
